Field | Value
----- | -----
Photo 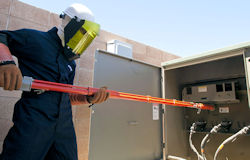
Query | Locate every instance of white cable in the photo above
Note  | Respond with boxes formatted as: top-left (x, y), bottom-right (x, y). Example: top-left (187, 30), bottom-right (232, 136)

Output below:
top-left (189, 123), bottom-right (204, 160)
top-left (167, 155), bottom-right (187, 160)
top-left (200, 124), bottom-right (222, 160)
top-left (213, 125), bottom-right (250, 160)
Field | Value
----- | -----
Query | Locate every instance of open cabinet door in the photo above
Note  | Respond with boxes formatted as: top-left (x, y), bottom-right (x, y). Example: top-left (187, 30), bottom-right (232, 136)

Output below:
top-left (89, 50), bottom-right (162, 160)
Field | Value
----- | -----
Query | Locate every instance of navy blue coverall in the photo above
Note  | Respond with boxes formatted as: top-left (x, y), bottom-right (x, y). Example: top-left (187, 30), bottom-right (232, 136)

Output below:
top-left (0, 27), bottom-right (78, 160)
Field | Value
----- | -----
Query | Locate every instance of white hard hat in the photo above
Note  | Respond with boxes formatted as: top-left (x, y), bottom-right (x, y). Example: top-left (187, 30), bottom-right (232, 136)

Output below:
top-left (63, 3), bottom-right (95, 22)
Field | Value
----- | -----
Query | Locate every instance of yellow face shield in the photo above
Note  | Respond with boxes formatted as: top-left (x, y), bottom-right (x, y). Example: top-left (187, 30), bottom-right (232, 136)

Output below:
top-left (63, 19), bottom-right (100, 61)
top-left (67, 20), bottom-right (100, 55)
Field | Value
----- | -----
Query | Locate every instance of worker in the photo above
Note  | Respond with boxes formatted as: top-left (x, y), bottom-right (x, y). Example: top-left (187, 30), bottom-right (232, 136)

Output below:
top-left (0, 3), bottom-right (109, 160)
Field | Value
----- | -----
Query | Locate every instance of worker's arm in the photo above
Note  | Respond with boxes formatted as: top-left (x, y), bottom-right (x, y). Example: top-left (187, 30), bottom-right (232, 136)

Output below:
top-left (0, 33), bottom-right (22, 90)
top-left (69, 87), bottom-right (109, 105)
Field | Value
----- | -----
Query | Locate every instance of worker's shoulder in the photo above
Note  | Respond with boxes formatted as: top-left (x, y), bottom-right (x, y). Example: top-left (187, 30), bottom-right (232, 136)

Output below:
top-left (19, 28), bottom-right (47, 35)
top-left (0, 28), bottom-right (46, 38)
top-left (1, 27), bottom-right (57, 36)
top-left (23, 28), bottom-right (58, 38)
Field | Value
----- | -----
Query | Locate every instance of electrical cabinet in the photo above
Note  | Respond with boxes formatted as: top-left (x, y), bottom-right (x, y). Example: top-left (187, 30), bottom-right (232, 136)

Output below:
top-left (162, 43), bottom-right (250, 159)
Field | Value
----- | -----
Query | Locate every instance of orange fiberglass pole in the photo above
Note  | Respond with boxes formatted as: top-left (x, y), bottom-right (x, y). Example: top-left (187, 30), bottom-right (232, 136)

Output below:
top-left (22, 77), bottom-right (214, 111)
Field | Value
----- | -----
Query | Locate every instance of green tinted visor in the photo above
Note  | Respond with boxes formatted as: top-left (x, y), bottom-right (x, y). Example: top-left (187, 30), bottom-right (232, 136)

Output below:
top-left (66, 20), bottom-right (100, 56)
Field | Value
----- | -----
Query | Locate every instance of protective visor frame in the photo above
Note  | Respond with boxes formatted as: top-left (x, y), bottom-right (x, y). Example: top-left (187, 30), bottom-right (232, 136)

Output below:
top-left (64, 18), bottom-right (100, 60)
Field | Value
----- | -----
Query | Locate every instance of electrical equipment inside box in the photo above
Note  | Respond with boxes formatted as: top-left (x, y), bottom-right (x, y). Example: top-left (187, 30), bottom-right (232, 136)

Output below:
top-left (163, 52), bottom-right (250, 159)
top-left (182, 77), bottom-right (248, 133)
top-left (182, 80), bottom-right (240, 104)
top-left (184, 78), bottom-right (250, 159)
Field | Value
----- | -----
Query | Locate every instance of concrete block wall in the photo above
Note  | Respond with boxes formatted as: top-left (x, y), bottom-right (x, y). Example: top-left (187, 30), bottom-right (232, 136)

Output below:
top-left (0, 0), bottom-right (180, 159)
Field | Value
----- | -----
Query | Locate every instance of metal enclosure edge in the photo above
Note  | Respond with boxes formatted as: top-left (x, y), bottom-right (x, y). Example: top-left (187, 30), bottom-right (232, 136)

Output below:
top-left (243, 48), bottom-right (250, 108)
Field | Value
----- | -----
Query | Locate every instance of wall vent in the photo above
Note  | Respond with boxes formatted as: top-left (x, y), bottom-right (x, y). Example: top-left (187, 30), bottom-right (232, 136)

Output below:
top-left (107, 40), bottom-right (133, 58)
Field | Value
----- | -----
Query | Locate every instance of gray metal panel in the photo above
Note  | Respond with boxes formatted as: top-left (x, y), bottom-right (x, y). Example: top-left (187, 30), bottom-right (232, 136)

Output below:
top-left (164, 69), bottom-right (189, 158)
top-left (89, 50), bottom-right (162, 160)
top-left (162, 42), bottom-right (249, 70)
top-left (243, 48), bottom-right (250, 108)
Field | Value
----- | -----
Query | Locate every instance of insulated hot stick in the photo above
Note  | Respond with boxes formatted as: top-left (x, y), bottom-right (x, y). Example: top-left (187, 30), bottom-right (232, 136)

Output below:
top-left (20, 76), bottom-right (214, 110)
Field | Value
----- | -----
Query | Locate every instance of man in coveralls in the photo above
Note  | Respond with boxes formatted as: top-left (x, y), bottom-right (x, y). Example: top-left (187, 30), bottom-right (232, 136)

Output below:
top-left (0, 3), bottom-right (109, 160)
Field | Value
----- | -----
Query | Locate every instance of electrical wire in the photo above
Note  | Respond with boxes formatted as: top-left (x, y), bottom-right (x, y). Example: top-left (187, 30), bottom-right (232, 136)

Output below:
top-left (200, 124), bottom-right (222, 160)
top-left (213, 125), bottom-right (250, 160)
top-left (167, 155), bottom-right (187, 160)
top-left (189, 123), bottom-right (204, 160)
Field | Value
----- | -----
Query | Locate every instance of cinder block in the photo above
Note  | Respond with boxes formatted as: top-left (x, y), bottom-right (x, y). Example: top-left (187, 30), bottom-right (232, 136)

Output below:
top-left (0, 0), bottom-right (11, 15)
top-left (71, 105), bottom-right (77, 124)
top-left (97, 30), bottom-right (127, 45)
top-left (0, 97), bottom-right (17, 120)
top-left (78, 55), bottom-right (95, 71)
top-left (0, 25), bottom-right (6, 30)
top-left (75, 106), bottom-right (91, 121)
top-left (77, 68), bottom-right (93, 87)
top-left (0, 141), bottom-right (3, 153)
top-left (0, 88), bottom-right (22, 98)
top-left (133, 51), bottom-right (147, 60)
top-left (77, 40), bottom-right (102, 71)
top-left (76, 137), bottom-right (89, 160)
top-left (82, 42), bottom-right (96, 58)
top-left (0, 119), bottom-right (13, 141)
top-left (73, 60), bottom-right (80, 86)
top-left (74, 106), bottom-right (91, 140)
top-left (145, 57), bottom-right (161, 67)
top-left (7, 16), bottom-right (48, 31)
top-left (162, 52), bottom-right (180, 62)
top-left (133, 52), bottom-right (148, 62)
top-left (74, 106), bottom-right (91, 159)
top-left (146, 46), bottom-right (163, 60)
top-left (78, 154), bottom-right (88, 160)
top-left (92, 40), bottom-right (106, 51)
top-left (75, 118), bottom-right (91, 139)
top-left (48, 12), bottom-right (60, 29)
top-left (10, 0), bottom-right (50, 26)
top-left (134, 53), bottom-right (160, 66)
top-left (127, 39), bottom-right (147, 55)
top-left (0, 13), bottom-right (8, 29)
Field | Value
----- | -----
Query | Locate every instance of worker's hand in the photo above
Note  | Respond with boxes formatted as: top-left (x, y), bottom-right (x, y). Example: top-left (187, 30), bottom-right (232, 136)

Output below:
top-left (87, 87), bottom-right (110, 104)
top-left (0, 64), bottom-right (22, 90)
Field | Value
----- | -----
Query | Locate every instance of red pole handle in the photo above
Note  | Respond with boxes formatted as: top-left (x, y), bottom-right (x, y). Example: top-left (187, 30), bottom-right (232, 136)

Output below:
top-left (28, 78), bottom-right (214, 111)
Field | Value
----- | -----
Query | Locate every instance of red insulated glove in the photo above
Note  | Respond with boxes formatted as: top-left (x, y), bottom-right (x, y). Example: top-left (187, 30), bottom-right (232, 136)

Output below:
top-left (70, 87), bottom-right (110, 105)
